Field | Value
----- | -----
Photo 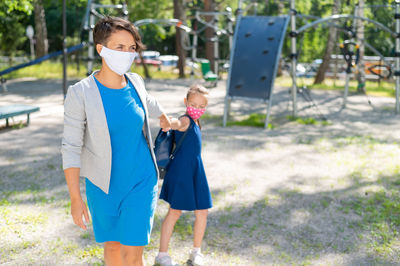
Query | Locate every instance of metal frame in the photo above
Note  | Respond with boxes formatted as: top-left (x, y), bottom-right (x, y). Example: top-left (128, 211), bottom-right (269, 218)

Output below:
top-left (190, 9), bottom-right (234, 77)
top-left (223, 15), bottom-right (289, 129)
top-left (290, 0), bottom-right (400, 114)
top-left (133, 19), bottom-right (192, 32)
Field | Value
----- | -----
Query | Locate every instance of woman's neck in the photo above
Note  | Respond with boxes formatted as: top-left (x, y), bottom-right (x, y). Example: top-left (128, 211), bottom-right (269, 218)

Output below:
top-left (94, 67), bottom-right (127, 89)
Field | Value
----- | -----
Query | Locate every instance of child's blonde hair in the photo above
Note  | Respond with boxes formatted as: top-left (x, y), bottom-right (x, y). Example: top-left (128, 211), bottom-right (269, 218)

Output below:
top-left (186, 84), bottom-right (209, 100)
top-left (185, 84), bottom-right (209, 129)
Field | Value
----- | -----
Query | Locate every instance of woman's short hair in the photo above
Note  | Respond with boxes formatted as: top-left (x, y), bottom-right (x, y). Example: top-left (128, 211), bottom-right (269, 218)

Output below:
top-left (93, 16), bottom-right (145, 52)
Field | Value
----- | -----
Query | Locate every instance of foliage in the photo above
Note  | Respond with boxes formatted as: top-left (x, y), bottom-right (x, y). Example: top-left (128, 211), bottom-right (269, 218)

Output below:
top-left (0, 0), bottom-right (33, 56)
top-left (0, 0), bottom-right (398, 78)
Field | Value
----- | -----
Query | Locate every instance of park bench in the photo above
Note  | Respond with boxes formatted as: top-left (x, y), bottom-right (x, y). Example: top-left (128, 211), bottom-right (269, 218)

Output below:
top-left (0, 104), bottom-right (40, 127)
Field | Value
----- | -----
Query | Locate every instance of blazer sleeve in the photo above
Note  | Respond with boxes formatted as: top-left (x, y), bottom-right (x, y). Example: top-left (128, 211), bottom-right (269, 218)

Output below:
top-left (61, 85), bottom-right (86, 170)
top-left (136, 74), bottom-right (166, 118)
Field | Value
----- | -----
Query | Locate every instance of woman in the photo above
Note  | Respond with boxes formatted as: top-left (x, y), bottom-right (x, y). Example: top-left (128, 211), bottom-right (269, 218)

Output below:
top-left (61, 16), bottom-right (171, 265)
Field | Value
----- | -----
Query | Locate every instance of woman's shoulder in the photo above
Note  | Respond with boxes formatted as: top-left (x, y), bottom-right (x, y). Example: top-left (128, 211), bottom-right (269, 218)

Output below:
top-left (126, 72), bottom-right (144, 84)
top-left (69, 74), bottom-right (94, 92)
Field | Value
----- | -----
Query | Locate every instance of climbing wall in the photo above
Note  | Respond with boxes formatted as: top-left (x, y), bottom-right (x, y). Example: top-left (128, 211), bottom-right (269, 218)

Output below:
top-left (227, 15), bottom-right (289, 100)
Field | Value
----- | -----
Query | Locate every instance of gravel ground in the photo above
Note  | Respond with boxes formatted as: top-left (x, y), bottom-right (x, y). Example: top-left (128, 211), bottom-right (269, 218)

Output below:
top-left (1, 76), bottom-right (400, 265)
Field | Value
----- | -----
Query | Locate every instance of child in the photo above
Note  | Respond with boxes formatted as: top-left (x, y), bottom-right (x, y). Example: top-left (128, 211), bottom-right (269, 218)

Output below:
top-left (155, 84), bottom-right (212, 266)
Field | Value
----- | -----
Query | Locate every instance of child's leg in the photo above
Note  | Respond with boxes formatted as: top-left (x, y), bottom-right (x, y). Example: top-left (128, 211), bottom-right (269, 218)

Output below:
top-left (193, 209), bottom-right (208, 248)
top-left (159, 208), bottom-right (182, 252)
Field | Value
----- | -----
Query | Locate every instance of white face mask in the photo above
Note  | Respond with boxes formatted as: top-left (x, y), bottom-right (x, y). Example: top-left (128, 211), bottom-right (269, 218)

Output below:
top-left (99, 46), bottom-right (137, 76)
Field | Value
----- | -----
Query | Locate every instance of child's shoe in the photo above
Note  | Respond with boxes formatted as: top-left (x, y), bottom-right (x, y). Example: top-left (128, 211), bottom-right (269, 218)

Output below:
top-left (189, 250), bottom-right (205, 266)
top-left (155, 253), bottom-right (178, 266)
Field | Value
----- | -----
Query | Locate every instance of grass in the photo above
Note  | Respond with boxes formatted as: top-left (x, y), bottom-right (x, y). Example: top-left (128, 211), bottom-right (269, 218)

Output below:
top-left (2, 60), bottom-right (196, 80)
top-left (226, 113), bottom-right (274, 129)
top-left (339, 173), bottom-right (400, 256)
top-left (286, 115), bottom-right (331, 126)
top-left (174, 213), bottom-right (193, 240)
top-left (275, 76), bottom-right (396, 98)
top-left (3, 60), bottom-right (88, 80)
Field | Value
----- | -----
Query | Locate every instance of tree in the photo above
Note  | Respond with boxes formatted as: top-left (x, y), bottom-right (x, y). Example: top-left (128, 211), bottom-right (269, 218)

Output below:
top-left (314, 0), bottom-right (341, 84)
top-left (277, 0), bottom-right (285, 76)
top-left (0, 0), bottom-right (33, 58)
top-left (356, 0), bottom-right (366, 93)
top-left (174, 0), bottom-right (187, 78)
top-left (204, 0), bottom-right (215, 72)
top-left (34, 0), bottom-right (48, 57)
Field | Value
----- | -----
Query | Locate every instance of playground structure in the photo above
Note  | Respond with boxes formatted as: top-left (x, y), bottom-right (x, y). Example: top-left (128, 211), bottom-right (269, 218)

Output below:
top-left (288, 1), bottom-right (400, 116)
top-left (222, 15), bottom-right (289, 129)
top-left (190, 9), bottom-right (234, 78)
top-left (221, 0), bottom-right (400, 129)
top-left (81, 1), bottom-right (234, 85)
top-left (1, 0), bottom-right (400, 129)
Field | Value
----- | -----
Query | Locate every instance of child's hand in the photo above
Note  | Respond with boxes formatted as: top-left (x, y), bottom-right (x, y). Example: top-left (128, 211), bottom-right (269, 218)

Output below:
top-left (159, 113), bottom-right (171, 132)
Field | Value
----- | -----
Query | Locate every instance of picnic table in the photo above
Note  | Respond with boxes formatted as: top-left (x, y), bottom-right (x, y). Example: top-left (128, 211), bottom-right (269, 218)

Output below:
top-left (0, 104), bottom-right (40, 127)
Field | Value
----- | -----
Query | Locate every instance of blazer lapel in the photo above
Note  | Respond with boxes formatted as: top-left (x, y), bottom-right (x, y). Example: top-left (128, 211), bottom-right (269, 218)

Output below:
top-left (125, 74), bottom-right (149, 137)
top-left (126, 74), bottom-right (149, 116)
top-left (86, 73), bottom-right (112, 151)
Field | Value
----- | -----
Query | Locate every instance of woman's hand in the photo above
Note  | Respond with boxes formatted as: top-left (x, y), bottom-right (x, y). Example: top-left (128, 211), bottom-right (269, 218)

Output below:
top-left (70, 197), bottom-right (90, 230)
top-left (64, 168), bottom-right (89, 230)
top-left (159, 113), bottom-right (172, 132)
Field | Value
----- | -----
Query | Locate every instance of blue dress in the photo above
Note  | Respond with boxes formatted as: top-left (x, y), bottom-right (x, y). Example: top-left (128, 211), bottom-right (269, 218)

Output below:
top-left (159, 115), bottom-right (212, 211)
top-left (85, 75), bottom-right (158, 246)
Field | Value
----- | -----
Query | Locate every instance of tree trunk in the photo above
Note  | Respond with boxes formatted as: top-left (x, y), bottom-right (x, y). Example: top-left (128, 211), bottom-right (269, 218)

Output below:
top-left (314, 0), bottom-right (341, 84)
top-left (34, 0), bottom-right (48, 58)
top-left (139, 52), bottom-right (151, 79)
top-left (356, 0), bottom-right (366, 93)
top-left (277, 0), bottom-right (284, 76)
top-left (204, 0), bottom-right (215, 72)
top-left (174, 0), bottom-right (186, 78)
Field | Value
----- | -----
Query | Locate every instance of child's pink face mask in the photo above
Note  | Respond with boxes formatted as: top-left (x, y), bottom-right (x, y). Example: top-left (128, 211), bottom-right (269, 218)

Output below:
top-left (186, 106), bottom-right (206, 120)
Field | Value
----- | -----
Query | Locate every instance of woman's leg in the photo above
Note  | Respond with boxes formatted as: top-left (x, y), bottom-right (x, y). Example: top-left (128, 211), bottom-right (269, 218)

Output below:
top-left (193, 209), bottom-right (208, 248)
top-left (104, 241), bottom-right (123, 266)
top-left (120, 245), bottom-right (145, 266)
top-left (159, 208), bottom-right (182, 252)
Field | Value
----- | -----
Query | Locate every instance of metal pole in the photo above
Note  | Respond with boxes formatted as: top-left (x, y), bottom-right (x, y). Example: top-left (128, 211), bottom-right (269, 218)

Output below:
top-left (228, 13), bottom-right (233, 51)
top-left (87, 5), bottom-right (95, 75)
top-left (122, 2), bottom-right (128, 20)
top-left (214, 33), bottom-right (219, 77)
top-left (343, 72), bottom-right (350, 108)
top-left (62, 0), bottom-right (67, 99)
top-left (191, 33), bottom-right (198, 78)
top-left (30, 39), bottom-right (35, 60)
top-left (290, 0), bottom-right (297, 117)
top-left (396, 1), bottom-right (400, 113)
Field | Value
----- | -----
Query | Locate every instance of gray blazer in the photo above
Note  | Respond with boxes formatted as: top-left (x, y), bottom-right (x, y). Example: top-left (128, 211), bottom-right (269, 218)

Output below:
top-left (61, 72), bottom-right (165, 194)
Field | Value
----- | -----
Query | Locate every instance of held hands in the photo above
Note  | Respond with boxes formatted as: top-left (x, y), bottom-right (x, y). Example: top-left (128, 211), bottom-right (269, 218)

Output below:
top-left (70, 197), bottom-right (90, 230)
top-left (159, 113), bottom-right (172, 132)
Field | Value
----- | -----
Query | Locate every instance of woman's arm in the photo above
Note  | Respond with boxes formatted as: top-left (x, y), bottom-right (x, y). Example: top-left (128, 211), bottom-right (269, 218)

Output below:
top-left (61, 85), bottom-right (89, 229)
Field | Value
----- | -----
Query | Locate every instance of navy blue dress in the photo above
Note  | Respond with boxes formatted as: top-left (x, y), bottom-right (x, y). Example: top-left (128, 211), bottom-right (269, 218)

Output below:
top-left (159, 116), bottom-right (212, 211)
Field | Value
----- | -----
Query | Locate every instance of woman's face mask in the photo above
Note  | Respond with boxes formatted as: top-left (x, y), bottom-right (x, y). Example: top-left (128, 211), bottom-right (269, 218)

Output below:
top-left (100, 46), bottom-right (137, 76)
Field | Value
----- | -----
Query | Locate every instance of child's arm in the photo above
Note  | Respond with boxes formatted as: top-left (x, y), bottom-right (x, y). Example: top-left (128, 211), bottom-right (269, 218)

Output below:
top-left (170, 116), bottom-right (190, 132)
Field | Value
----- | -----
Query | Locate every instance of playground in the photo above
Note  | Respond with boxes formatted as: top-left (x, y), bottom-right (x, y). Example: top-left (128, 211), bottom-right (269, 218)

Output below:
top-left (1, 77), bottom-right (400, 265)
top-left (1, 0), bottom-right (400, 265)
